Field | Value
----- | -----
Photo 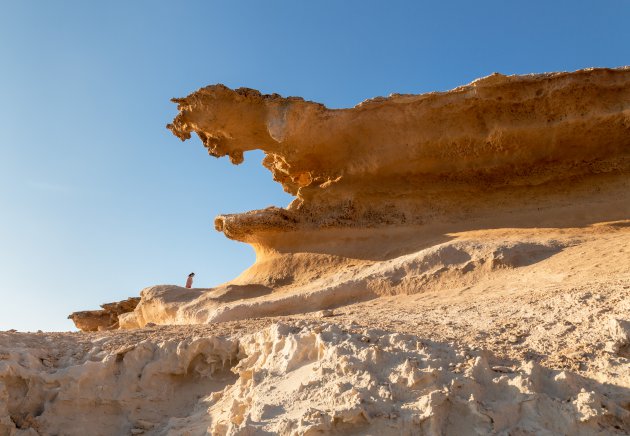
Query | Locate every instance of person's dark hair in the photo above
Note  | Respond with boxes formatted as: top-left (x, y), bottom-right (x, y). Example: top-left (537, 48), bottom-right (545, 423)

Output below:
top-left (189, 272), bottom-right (195, 277)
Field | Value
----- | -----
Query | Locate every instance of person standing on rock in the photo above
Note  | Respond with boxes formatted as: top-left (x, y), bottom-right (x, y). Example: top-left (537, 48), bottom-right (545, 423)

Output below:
top-left (185, 272), bottom-right (195, 288)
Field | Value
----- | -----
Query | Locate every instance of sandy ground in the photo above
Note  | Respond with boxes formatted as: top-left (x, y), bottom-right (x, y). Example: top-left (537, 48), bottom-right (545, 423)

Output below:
top-left (326, 224), bottom-right (630, 374)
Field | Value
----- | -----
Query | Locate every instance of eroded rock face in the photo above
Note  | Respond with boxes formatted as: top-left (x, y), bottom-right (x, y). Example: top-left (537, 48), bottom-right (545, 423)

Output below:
top-left (168, 67), bottom-right (630, 242)
top-left (126, 236), bottom-right (569, 327)
top-left (0, 329), bottom-right (238, 435)
top-left (106, 68), bottom-right (630, 330)
top-left (6, 68), bottom-right (630, 435)
top-left (206, 323), bottom-right (630, 435)
top-left (68, 297), bottom-right (140, 332)
top-left (2, 323), bottom-right (629, 435)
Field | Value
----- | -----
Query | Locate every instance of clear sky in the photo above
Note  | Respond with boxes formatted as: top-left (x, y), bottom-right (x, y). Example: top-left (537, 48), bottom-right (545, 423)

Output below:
top-left (1, 1), bottom-right (628, 331)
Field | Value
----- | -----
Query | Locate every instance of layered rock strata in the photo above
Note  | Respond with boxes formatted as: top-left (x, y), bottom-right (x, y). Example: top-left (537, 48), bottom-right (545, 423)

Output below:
top-left (167, 67), bottom-right (630, 243)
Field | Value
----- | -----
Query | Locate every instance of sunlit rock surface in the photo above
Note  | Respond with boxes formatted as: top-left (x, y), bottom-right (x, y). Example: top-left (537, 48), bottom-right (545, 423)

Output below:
top-left (125, 66), bottom-right (630, 328)
top-left (168, 67), bottom-right (630, 242)
top-left (4, 68), bottom-right (630, 435)
top-left (67, 297), bottom-right (140, 332)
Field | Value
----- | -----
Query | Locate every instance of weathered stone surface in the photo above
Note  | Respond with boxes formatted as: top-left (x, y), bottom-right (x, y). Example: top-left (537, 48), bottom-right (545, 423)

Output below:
top-left (168, 67), bottom-right (630, 242)
top-left (2, 321), bottom-right (630, 435)
top-left (608, 317), bottom-right (630, 354)
top-left (123, 67), bottom-right (630, 328)
top-left (100, 297), bottom-right (141, 315)
top-left (67, 310), bottom-right (115, 332)
top-left (4, 67), bottom-right (630, 435)
top-left (68, 297), bottom-right (140, 331)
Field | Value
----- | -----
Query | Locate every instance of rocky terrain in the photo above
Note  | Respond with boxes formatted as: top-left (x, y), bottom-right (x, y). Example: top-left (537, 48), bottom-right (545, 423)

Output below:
top-left (2, 67), bottom-right (630, 435)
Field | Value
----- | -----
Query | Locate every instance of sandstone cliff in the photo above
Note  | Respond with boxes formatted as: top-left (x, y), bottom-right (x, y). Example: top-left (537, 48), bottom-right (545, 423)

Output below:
top-left (119, 67), bottom-right (630, 328)
top-left (168, 67), bottom-right (629, 243)
top-left (25, 67), bottom-right (630, 435)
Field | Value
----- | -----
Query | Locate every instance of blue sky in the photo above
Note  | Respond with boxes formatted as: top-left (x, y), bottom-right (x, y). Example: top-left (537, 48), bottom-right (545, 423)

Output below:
top-left (1, 1), bottom-right (628, 331)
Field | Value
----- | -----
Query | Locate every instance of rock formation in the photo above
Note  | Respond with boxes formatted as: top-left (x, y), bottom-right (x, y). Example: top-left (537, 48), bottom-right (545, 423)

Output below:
top-left (167, 67), bottom-right (629, 242)
top-left (3, 319), bottom-right (630, 435)
top-left (7, 67), bottom-right (630, 435)
top-left (122, 67), bottom-right (629, 328)
top-left (67, 297), bottom-right (140, 331)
